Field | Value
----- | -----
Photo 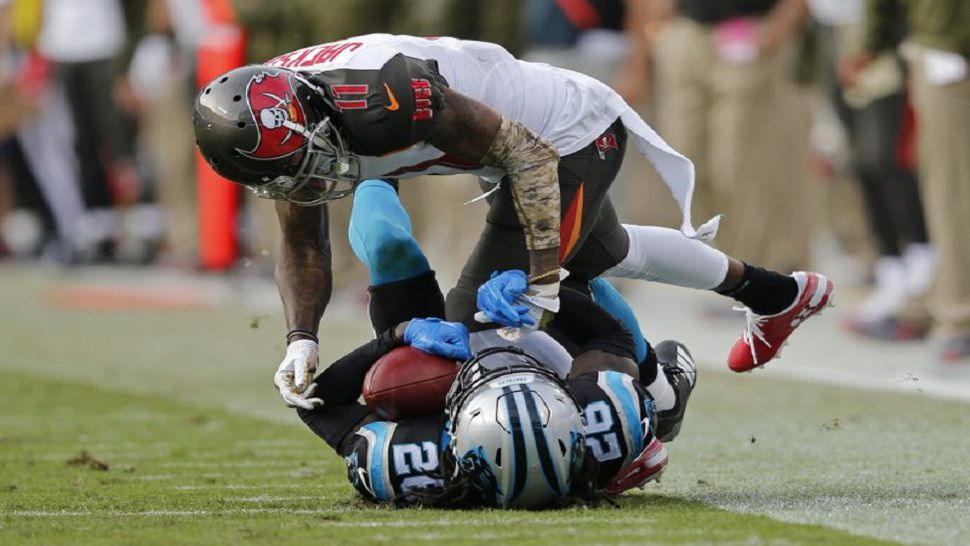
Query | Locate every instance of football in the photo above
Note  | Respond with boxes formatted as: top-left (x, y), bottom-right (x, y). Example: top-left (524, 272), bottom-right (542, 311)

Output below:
top-left (362, 345), bottom-right (460, 421)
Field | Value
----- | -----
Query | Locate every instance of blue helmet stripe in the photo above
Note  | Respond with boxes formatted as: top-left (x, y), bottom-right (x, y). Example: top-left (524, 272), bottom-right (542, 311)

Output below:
top-left (360, 421), bottom-right (392, 502)
top-left (605, 372), bottom-right (645, 458)
top-left (440, 425), bottom-right (451, 454)
top-left (502, 386), bottom-right (528, 504)
top-left (518, 384), bottom-right (563, 495)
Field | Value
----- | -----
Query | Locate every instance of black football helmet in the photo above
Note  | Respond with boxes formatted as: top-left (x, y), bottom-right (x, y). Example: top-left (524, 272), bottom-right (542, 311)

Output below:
top-left (193, 65), bottom-right (362, 206)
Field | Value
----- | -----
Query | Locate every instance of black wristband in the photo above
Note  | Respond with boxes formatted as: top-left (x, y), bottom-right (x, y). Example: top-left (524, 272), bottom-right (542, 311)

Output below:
top-left (382, 325), bottom-right (406, 348)
top-left (286, 329), bottom-right (319, 344)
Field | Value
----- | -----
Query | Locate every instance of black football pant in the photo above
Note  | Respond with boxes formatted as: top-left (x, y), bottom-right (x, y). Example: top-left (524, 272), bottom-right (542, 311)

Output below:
top-left (829, 66), bottom-right (928, 256)
top-left (445, 118), bottom-right (630, 328)
top-left (57, 59), bottom-right (128, 209)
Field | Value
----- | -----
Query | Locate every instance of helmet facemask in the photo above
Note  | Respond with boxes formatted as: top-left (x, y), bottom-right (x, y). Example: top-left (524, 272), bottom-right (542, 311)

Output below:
top-left (228, 70), bottom-right (360, 207)
top-left (252, 115), bottom-right (362, 206)
top-left (446, 346), bottom-right (564, 413)
top-left (445, 347), bottom-right (587, 509)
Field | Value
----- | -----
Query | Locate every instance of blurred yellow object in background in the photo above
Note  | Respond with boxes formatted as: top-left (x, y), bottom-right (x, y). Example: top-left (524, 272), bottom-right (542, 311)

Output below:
top-left (11, 0), bottom-right (43, 49)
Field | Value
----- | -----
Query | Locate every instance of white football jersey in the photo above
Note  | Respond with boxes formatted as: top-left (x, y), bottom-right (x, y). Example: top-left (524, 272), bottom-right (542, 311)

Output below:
top-left (267, 34), bottom-right (621, 156)
top-left (265, 34), bottom-right (719, 242)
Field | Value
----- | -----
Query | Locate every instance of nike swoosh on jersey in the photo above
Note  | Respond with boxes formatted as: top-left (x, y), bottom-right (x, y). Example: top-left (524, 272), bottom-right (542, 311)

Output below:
top-left (383, 83), bottom-right (400, 111)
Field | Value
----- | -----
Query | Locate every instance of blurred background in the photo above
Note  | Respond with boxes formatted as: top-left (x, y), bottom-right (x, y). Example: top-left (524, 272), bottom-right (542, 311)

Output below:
top-left (0, 0), bottom-right (968, 371)
top-left (3, 4), bottom-right (970, 543)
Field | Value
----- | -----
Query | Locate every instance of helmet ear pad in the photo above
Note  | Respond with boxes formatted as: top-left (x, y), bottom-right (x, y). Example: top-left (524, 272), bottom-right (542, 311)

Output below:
top-left (193, 66), bottom-right (326, 190)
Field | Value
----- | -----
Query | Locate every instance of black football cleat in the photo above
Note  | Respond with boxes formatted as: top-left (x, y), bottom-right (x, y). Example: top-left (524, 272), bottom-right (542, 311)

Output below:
top-left (654, 340), bottom-right (697, 442)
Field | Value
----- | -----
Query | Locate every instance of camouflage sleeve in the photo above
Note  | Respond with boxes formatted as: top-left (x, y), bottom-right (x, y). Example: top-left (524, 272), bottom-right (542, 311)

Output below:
top-left (481, 118), bottom-right (561, 251)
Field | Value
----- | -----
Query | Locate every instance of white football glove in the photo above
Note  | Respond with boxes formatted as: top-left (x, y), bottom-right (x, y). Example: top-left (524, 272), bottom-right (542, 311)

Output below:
top-left (274, 339), bottom-right (323, 410)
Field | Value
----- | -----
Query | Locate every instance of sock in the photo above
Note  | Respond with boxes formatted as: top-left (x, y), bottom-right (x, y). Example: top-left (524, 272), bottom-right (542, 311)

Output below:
top-left (638, 345), bottom-right (658, 385)
top-left (646, 367), bottom-right (675, 412)
top-left (367, 270), bottom-right (445, 332)
top-left (349, 179), bottom-right (430, 285)
top-left (588, 278), bottom-right (648, 363)
top-left (902, 243), bottom-right (936, 296)
top-left (603, 225), bottom-right (728, 289)
top-left (717, 263), bottom-right (798, 315)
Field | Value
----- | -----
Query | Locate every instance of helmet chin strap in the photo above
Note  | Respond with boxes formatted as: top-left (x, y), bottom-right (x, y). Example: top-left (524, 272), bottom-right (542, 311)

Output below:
top-left (289, 70), bottom-right (334, 139)
top-left (272, 70), bottom-right (361, 204)
top-left (282, 119), bottom-right (312, 139)
top-left (289, 71), bottom-right (328, 99)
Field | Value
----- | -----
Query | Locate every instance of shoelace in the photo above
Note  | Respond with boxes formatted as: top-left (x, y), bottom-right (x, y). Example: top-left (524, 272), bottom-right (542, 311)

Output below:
top-left (663, 359), bottom-right (696, 388)
top-left (737, 305), bottom-right (771, 364)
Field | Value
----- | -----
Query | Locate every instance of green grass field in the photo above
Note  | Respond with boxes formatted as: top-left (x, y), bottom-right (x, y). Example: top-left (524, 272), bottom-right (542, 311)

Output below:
top-left (1, 265), bottom-right (969, 545)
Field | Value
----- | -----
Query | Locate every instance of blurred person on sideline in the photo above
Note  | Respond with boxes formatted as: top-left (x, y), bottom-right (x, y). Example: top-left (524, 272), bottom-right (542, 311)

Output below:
top-left (645, 0), bottom-right (815, 274)
top-left (520, 0), bottom-right (669, 113)
top-left (0, 0), bottom-right (37, 256)
top-left (0, 0), bottom-right (89, 262)
top-left (844, 0), bottom-right (970, 362)
top-left (521, 0), bottom-right (648, 93)
top-left (522, 1), bottom-right (682, 236)
top-left (36, 0), bottom-right (146, 263)
top-left (808, 0), bottom-right (933, 341)
top-left (118, 0), bottom-right (206, 266)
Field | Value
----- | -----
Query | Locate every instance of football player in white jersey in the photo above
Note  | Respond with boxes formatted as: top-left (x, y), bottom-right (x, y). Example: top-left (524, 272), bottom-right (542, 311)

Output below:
top-left (192, 34), bottom-right (832, 411)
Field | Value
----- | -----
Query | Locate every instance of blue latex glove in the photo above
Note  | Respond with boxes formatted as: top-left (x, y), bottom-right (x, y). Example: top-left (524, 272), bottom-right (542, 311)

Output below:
top-left (475, 270), bottom-right (535, 327)
top-left (403, 318), bottom-right (471, 360)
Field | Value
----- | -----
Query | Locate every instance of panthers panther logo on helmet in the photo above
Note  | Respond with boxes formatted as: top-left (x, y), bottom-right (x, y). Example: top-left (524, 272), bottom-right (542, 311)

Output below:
top-left (237, 71), bottom-right (309, 160)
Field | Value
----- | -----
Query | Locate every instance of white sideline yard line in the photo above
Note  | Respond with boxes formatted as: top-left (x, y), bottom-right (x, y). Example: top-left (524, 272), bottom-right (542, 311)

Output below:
top-left (3, 449), bottom-right (306, 464)
top-left (156, 460), bottom-right (302, 468)
top-left (174, 484), bottom-right (333, 490)
top-left (3, 511), bottom-right (661, 527)
top-left (234, 495), bottom-right (326, 502)
top-left (161, 470), bottom-right (323, 479)
top-left (3, 452), bottom-right (176, 462)
top-left (236, 439), bottom-right (310, 448)
top-left (4, 509), bottom-right (347, 518)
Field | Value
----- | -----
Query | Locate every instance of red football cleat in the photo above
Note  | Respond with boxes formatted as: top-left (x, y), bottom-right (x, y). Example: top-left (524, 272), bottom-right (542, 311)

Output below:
top-left (727, 272), bottom-right (834, 372)
top-left (604, 437), bottom-right (668, 496)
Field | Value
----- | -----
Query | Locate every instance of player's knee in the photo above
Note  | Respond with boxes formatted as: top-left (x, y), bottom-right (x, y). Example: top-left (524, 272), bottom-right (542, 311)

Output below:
top-left (367, 226), bottom-right (422, 269)
top-left (356, 220), bottom-right (429, 284)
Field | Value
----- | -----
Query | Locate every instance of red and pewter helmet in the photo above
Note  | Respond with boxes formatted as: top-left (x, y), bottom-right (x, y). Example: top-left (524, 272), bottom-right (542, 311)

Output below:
top-left (193, 66), bottom-right (362, 206)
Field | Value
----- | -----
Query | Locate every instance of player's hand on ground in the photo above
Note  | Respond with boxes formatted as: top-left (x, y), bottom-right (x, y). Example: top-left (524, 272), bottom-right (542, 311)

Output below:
top-left (403, 318), bottom-right (471, 360)
top-left (474, 270), bottom-right (533, 327)
top-left (274, 339), bottom-right (323, 410)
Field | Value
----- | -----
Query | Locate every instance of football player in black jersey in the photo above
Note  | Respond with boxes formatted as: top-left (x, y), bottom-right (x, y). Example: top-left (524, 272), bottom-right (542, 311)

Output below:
top-left (296, 318), bottom-right (455, 504)
top-left (297, 266), bottom-right (695, 504)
